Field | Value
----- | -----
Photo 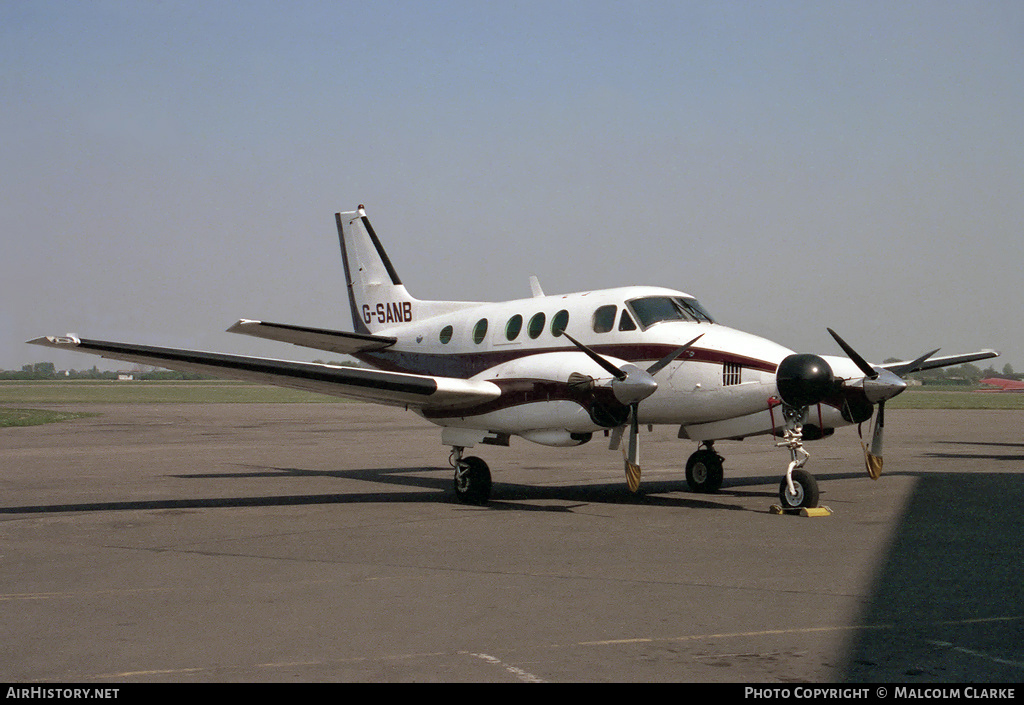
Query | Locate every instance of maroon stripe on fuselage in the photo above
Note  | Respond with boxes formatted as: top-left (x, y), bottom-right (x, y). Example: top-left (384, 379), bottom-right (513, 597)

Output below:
top-left (354, 343), bottom-right (778, 379)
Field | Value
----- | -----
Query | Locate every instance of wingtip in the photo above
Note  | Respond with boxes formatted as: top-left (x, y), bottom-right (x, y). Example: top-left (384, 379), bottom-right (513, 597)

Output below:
top-left (226, 319), bottom-right (260, 333)
top-left (26, 334), bottom-right (81, 347)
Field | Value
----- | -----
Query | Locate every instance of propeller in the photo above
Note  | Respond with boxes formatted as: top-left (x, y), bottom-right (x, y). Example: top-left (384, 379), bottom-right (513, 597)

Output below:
top-left (562, 332), bottom-right (703, 492)
top-left (824, 328), bottom-right (937, 479)
top-left (775, 329), bottom-right (938, 479)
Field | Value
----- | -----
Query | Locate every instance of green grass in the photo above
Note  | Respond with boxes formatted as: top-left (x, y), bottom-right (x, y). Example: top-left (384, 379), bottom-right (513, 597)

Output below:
top-left (889, 388), bottom-right (1024, 410)
top-left (0, 408), bottom-right (97, 427)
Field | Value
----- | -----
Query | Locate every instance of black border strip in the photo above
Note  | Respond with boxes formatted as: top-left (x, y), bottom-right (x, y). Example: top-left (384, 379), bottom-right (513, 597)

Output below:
top-left (360, 214), bottom-right (403, 286)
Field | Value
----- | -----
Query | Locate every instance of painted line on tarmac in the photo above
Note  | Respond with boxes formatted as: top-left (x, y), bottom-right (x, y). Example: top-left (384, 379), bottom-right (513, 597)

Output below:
top-left (466, 652), bottom-right (545, 683)
top-left (571, 615), bottom-right (1023, 649)
top-left (927, 640), bottom-right (1024, 670)
top-left (46, 615), bottom-right (1024, 682)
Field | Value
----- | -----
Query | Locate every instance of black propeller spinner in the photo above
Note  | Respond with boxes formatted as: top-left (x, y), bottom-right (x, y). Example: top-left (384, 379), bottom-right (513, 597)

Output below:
top-left (777, 329), bottom-right (936, 480)
top-left (776, 353), bottom-right (837, 409)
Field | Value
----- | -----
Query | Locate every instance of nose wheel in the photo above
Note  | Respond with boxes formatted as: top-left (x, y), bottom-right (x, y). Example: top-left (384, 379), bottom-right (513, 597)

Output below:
top-left (778, 467), bottom-right (819, 509)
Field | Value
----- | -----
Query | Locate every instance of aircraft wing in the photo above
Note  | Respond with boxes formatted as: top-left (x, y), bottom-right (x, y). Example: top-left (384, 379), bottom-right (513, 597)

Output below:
top-left (27, 335), bottom-right (499, 409)
top-left (227, 319), bottom-right (395, 355)
top-left (879, 349), bottom-right (999, 374)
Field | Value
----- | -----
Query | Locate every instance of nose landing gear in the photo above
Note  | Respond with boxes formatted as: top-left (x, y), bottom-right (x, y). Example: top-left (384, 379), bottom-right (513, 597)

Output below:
top-left (775, 405), bottom-right (820, 509)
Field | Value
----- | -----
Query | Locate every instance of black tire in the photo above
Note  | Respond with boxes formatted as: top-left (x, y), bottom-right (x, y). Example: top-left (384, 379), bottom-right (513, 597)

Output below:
top-left (778, 468), bottom-right (819, 509)
top-left (685, 449), bottom-right (724, 493)
top-left (454, 456), bottom-right (492, 505)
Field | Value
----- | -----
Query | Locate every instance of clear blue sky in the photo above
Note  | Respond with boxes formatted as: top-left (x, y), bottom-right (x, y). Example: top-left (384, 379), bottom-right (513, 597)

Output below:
top-left (3, 1), bottom-right (1021, 371)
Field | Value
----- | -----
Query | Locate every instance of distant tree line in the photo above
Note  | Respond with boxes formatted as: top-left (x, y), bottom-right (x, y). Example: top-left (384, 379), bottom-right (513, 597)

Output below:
top-left (2, 359), bottom-right (361, 381)
top-left (1, 362), bottom-right (215, 381)
top-left (906, 362), bottom-right (1018, 386)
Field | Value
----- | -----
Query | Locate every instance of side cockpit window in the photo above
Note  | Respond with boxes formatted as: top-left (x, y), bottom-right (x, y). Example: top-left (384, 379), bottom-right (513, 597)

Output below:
top-left (618, 309), bottom-right (637, 331)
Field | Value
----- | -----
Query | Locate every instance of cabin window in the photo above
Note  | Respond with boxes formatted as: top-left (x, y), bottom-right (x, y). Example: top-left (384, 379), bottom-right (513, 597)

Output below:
top-left (619, 309), bottom-right (637, 331)
top-left (551, 310), bottom-right (569, 337)
top-left (439, 325), bottom-right (453, 344)
top-left (528, 312), bottom-right (546, 339)
top-left (473, 318), bottom-right (488, 344)
top-left (505, 314), bottom-right (523, 341)
top-left (593, 305), bottom-right (617, 334)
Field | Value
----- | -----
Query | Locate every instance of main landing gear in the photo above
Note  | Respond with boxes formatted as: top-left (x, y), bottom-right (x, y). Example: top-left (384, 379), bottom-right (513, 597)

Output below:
top-left (684, 422), bottom-right (821, 509)
top-left (450, 447), bottom-right (492, 505)
top-left (685, 442), bottom-right (724, 494)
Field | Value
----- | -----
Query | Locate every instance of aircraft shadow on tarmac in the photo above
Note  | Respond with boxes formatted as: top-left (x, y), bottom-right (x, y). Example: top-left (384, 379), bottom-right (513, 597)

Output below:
top-left (0, 462), bottom-right (808, 515)
top-left (837, 467), bottom-right (1024, 683)
top-left (926, 440), bottom-right (1024, 462)
top-left (182, 463), bottom-right (757, 512)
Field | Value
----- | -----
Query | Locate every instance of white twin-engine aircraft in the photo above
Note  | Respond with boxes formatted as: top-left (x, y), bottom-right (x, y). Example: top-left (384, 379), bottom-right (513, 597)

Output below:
top-left (31, 205), bottom-right (998, 508)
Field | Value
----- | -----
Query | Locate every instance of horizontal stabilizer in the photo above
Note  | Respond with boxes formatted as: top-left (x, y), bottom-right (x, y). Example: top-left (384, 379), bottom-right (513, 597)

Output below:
top-left (27, 335), bottom-right (498, 409)
top-left (227, 319), bottom-right (395, 355)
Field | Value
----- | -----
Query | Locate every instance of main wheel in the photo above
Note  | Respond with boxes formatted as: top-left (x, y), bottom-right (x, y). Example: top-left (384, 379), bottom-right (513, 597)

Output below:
top-left (685, 449), bottom-right (724, 493)
top-left (454, 456), bottom-right (492, 505)
top-left (778, 468), bottom-right (819, 509)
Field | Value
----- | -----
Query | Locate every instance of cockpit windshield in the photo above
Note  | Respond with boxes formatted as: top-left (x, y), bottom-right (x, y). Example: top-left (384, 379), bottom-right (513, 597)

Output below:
top-left (627, 296), bottom-right (715, 328)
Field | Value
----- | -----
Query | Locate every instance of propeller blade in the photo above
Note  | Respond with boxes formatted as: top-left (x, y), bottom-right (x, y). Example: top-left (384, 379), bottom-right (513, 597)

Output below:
top-left (645, 334), bottom-right (704, 376)
top-left (871, 401), bottom-right (885, 458)
top-left (827, 328), bottom-right (877, 379)
top-left (889, 348), bottom-right (940, 377)
top-left (562, 332), bottom-right (627, 380)
top-left (608, 424), bottom-right (624, 451)
top-left (624, 403), bottom-right (641, 492)
top-left (862, 401), bottom-right (884, 480)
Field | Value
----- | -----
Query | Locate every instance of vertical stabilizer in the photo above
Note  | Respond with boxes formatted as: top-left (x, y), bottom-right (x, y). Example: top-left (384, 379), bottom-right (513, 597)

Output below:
top-left (337, 206), bottom-right (416, 334)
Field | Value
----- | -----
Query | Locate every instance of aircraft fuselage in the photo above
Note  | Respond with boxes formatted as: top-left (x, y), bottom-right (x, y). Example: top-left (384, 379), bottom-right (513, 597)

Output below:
top-left (352, 284), bottom-right (834, 444)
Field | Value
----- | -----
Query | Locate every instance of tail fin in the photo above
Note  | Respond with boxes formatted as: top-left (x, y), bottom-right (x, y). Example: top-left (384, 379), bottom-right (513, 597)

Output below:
top-left (337, 206), bottom-right (417, 334)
